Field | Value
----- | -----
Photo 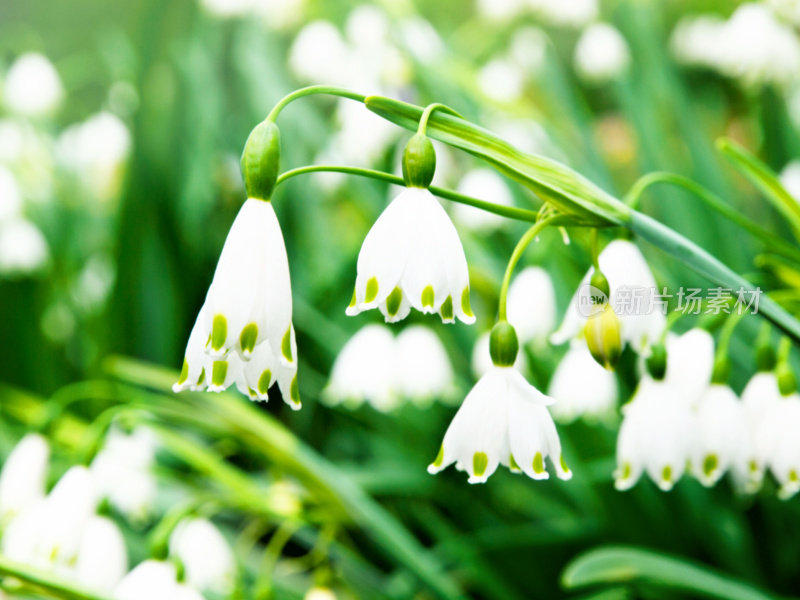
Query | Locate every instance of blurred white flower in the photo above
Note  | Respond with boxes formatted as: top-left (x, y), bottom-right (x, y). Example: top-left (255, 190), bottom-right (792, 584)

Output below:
top-left (739, 371), bottom-right (782, 490)
top-left (615, 377), bottom-right (694, 491)
top-left (305, 588), bottom-right (337, 600)
top-left (509, 27), bottom-right (549, 75)
top-left (252, 0), bottom-right (306, 29)
top-left (0, 217), bottom-right (49, 275)
top-left (399, 17), bottom-right (445, 62)
top-left (0, 165), bottom-right (22, 221)
top-left (90, 426), bottom-right (158, 524)
top-left (3, 53), bottom-right (63, 117)
top-left (345, 5), bottom-right (410, 89)
top-left (780, 160), bottom-right (800, 204)
top-left (506, 267), bottom-right (557, 344)
top-left (662, 329), bottom-right (714, 407)
top-left (71, 253), bottom-right (116, 314)
top-left (690, 384), bottom-right (746, 487)
top-left (289, 21), bottom-right (353, 87)
top-left (75, 516), bottom-right (129, 593)
top-left (472, 331), bottom-right (528, 378)
top-left (528, 0), bottom-right (598, 28)
top-left (574, 23), bottom-right (631, 84)
top-left (768, 0), bottom-right (800, 25)
top-left (762, 393), bottom-right (800, 499)
top-left (324, 324), bottom-right (455, 410)
top-left (114, 560), bottom-right (205, 600)
top-left (174, 199), bottom-right (299, 408)
top-left (170, 517), bottom-right (235, 595)
top-left (57, 112), bottom-right (131, 203)
top-left (396, 325), bottom-right (455, 405)
top-left (548, 341), bottom-right (618, 423)
top-left (0, 433), bottom-right (49, 525)
top-left (331, 100), bottom-right (398, 167)
top-left (453, 168), bottom-right (514, 231)
top-left (551, 239), bottom-right (664, 352)
top-left (428, 364), bottom-right (571, 483)
top-left (478, 58), bottom-right (525, 103)
top-left (476, 0), bottom-right (526, 22)
top-left (347, 187), bottom-right (474, 324)
top-left (0, 118), bottom-right (54, 203)
top-left (198, 0), bottom-right (251, 17)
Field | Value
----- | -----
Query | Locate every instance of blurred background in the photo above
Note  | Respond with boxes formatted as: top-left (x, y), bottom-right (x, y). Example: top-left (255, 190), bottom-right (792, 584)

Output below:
top-left (2, 0), bottom-right (800, 598)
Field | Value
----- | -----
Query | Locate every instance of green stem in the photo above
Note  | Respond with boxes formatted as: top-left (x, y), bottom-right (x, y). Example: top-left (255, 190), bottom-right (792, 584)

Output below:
top-left (498, 216), bottom-right (562, 320)
top-left (624, 171), bottom-right (800, 264)
top-left (275, 165), bottom-right (541, 222)
top-left (266, 86), bottom-right (366, 123)
top-left (0, 555), bottom-right (111, 600)
top-left (417, 103), bottom-right (462, 136)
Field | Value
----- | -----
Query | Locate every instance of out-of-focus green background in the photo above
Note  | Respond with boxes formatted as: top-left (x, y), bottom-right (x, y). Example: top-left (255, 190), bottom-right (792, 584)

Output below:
top-left (3, 0), bottom-right (800, 598)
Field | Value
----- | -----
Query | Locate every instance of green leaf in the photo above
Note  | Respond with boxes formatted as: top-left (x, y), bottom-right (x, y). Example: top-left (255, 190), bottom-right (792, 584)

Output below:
top-left (717, 137), bottom-right (800, 239)
top-left (562, 546), bottom-right (782, 600)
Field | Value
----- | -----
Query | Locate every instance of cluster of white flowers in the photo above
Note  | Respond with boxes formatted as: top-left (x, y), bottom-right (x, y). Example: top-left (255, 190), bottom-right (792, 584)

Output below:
top-left (324, 324), bottom-right (455, 411)
top-left (671, 3), bottom-right (800, 88)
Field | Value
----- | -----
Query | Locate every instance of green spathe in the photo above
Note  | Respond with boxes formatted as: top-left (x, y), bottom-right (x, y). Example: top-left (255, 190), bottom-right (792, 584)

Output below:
top-left (584, 304), bottom-right (622, 370)
top-left (402, 133), bottom-right (436, 188)
top-left (241, 120), bottom-right (280, 201)
top-left (489, 321), bottom-right (519, 367)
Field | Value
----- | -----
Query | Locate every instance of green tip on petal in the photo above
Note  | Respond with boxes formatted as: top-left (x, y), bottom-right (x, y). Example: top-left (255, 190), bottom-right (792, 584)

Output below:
top-left (620, 461), bottom-right (632, 481)
top-left (211, 360), bottom-right (228, 387)
top-left (509, 454), bottom-right (520, 471)
top-left (386, 286), bottom-right (403, 317)
top-left (290, 375), bottom-right (300, 406)
top-left (702, 454), bottom-right (718, 478)
top-left (559, 454), bottom-right (570, 474)
top-left (421, 285), bottom-right (434, 308)
top-left (258, 369), bottom-right (272, 395)
top-left (461, 286), bottom-right (474, 317)
top-left (432, 445), bottom-right (444, 468)
top-left (473, 452), bottom-right (488, 477)
top-left (240, 323), bottom-right (258, 354)
top-left (281, 327), bottom-right (293, 362)
top-left (661, 465), bottom-right (673, 485)
top-left (440, 295), bottom-right (453, 320)
top-left (211, 314), bottom-right (228, 352)
top-left (532, 452), bottom-right (545, 474)
top-left (348, 287), bottom-right (357, 308)
top-left (365, 277), bottom-right (379, 303)
top-left (177, 358), bottom-right (189, 385)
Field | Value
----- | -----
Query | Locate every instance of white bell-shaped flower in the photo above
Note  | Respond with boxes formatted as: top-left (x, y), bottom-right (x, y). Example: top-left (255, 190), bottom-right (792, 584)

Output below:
top-left (428, 365), bottom-right (571, 483)
top-left (739, 371), bottom-right (782, 489)
top-left (75, 516), bottom-right (128, 593)
top-left (169, 517), bottom-right (235, 595)
top-left (690, 384), bottom-right (747, 487)
top-left (548, 341), bottom-right (618, 423)
top-left (0, 217), bottom-right (49, 275)
top-left (396, 325), bottom-right (455, 405)
top-left (0, 433), bottom-right (49, 525)
top-left (3, 53), bottom-right (64, 117)
top-left (346, 187), bottom-right (474, 325)
top-left (615, 377), bottom-right (694, 491)
top-left (90, 426), bottom-right (158, 523)
top-left (551, 239), bottom-right (664, 352)
top-left (173, 198), bottom-right (300, 409)
top-left (323, 324), bottom-right (399, 411)
top-left (114, 560), bottom-right (205, 600)
top-left (506, 267), bottom-right (557, 344)
top-left (761, 394), bottom-right (800, 500)
top-left (574, 22), bottom-right (631, 84)
top-left (663, 329), bottom-right (715, 407)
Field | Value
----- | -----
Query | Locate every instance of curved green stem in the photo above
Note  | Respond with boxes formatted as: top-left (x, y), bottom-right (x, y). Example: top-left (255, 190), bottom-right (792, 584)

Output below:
top-left (498, 216), bottom-right (562, 320)
top-left (624, 171), bottom-right (800, 264)
top-left (276, 165), bottom-right (541, 222)
top-left (418, 103), bottom-right (462, 136)
top-left (0, 555), bottom-right (111, 600)
top-left (266, 86), bottom-right (366, 123)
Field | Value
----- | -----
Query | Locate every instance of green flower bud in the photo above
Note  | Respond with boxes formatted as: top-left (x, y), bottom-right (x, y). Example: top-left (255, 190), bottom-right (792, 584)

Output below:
top-left (756, 344), bottom-right (777, 372)
top-left (584, 303), bottom-right (622, 370)
top-left (240, 120), bottom-right (280, 200)
top-left (402, 133), bottom-right (436, 188)
top-left (490, 321), bottom-right (519, 367)
top-left (590, 269), bottom-right (610, 299)
top-left (777, 361), bottom-right (797, 396)
top-left (646, 343), bottom-right (667, 380)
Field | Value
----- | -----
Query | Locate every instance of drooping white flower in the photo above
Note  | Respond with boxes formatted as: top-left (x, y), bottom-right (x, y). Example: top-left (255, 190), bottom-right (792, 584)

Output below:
top-left (347, 187), bottom-right (474, 325)
top-left (114, 560), bottom-right (205, 600)
top-left (0, 166), bottom-right (22, 222)
top-left (430, 323), bottom-right (570, 484)
top-left (739, 371), bottom-right (782, 489)
top-left (761, 393), bottom-right (800, 499)
top-left (90, 426), bottom-right (158, 523)
top-left (75, 516), bottom-right (128, 593)
top-left (662, 329), bottom-right (714, 407)
top-left (548, 341), bottom-right (618, 423)
top-left (396, 325), bottom-right (455, 405)
top-left (0, 433), bottom-right (49, 525)
top-left (3, 53), bottom-right (63, 116)
top-left (506, 267), bottom-right (557, 344)
top-left (574, 23), bottom-right (631, 84)
top-left (323, 324), bottom-right (398, 411)
top-left (690, 384), bottom-right (747, 487)
top-left (551, 239), bottom-right (664, 352)
top-left (0, 217), bottom-right (49, 275)
top-left (170, 517), bottom-right (235, 595)
top-left (471, 331), bottom-right (528, 378)
top-left (173, 198), bottom-right (300, 408)
top-left (615, 377), bottom-right (694, 491)
top-left (453, 168), bottom-right (514, 232)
